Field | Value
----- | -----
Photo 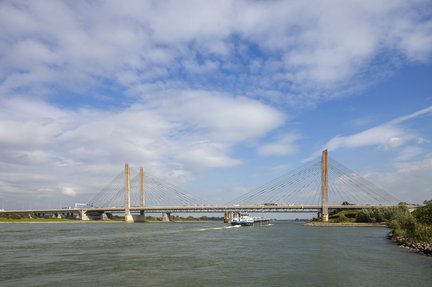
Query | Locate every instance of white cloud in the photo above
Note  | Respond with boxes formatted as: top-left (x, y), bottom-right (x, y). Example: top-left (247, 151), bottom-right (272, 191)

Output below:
top-left (62, 187), bottom-right (77, 197)
top-left (0, 1), bottom-right (431, 103)
top-left (177, 143), bottom-right (242, 168)
top-left (257, 133), bottom-right (301, 156)
top-left (307, 106), bottom-right (432, 159)
top-left (365, 155), bottom-right (432, 202)
top-left (321, 124), bottom-right (409, 153)
top-left (0, 90), bottom-right (284, 205)
top-left (395, 146), bottom-right (423, 162)
top-left (1, 1), bottom-right (432, 208)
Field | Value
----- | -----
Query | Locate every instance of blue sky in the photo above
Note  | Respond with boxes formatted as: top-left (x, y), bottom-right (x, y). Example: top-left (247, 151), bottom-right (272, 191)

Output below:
top-left (0, 0), bottom-right (431, 209)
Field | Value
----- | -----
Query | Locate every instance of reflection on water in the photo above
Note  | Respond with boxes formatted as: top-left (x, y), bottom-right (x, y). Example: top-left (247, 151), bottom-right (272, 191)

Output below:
top-left (0, 221), bottom-right (431, 287)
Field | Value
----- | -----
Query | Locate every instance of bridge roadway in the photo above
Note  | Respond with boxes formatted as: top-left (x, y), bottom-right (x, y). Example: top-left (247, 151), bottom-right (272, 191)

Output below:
top-left (0, 204), bottom-right (419, 215)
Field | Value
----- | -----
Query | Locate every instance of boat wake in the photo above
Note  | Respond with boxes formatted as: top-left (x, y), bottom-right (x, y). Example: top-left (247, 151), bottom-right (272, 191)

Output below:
top-left (196, 225), bottom-right (242, 231)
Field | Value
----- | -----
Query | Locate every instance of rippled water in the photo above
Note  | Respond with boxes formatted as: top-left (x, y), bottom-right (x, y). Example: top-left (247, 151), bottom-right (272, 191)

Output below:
top-left (1, 221), bottom-right (431, 286)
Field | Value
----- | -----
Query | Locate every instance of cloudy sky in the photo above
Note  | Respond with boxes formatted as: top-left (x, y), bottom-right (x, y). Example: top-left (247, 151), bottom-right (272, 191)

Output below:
top-left (1, 0), bottom-right (431, 209)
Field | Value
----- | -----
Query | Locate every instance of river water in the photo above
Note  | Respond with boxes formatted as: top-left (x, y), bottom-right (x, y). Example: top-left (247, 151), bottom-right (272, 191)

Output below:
top-left (0, 221), bottom-right (431, 287)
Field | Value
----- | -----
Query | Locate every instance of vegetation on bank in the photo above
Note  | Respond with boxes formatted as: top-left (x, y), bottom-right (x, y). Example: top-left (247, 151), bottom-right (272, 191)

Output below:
top-left (390, 203), bottom-right (432, 241)
top-left (328, 201), bottom-right (432, 242)
top-left (0, 217), bottom-right (78, 222)
top-left (0, 215), bottom-right (223, 223)
top-left (147, 215), bottom-right (223, 222)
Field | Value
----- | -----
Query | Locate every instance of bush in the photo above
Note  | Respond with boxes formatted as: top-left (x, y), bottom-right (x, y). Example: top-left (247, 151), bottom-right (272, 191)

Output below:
top-left (356, 208), bottom-right (392, 223)
top-left (413, 203), bottom-right (432, 225)
top-left (356, 209), bottom-right (373, 223)
top-left (338, 213), bottom-right (349, 222)
top-left (412, 223), bottom-right (432, 241)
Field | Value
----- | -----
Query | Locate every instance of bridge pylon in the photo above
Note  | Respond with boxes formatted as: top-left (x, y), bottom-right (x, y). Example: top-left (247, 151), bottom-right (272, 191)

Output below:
top-left (124, 163), bottom-right (134, 223)
top-left (134, 166), bottom-right (146, 222)
top-left (321, 149), bottom-right (329, 222)
top-left (140, 167), bottom-right (145, 215)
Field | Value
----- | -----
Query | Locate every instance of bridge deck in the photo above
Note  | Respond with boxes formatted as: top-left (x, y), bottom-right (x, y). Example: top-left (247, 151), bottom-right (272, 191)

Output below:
top-left (0, 204), bottom-right (419, 214)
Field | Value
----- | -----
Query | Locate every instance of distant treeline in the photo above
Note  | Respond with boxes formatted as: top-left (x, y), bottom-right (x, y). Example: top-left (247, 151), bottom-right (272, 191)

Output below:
top-left (145, 215), bottom-right (223, 222)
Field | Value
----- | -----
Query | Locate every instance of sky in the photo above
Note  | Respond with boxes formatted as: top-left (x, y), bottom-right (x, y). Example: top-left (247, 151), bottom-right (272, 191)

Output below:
top-left (0, 0), bottom-right (431, 210)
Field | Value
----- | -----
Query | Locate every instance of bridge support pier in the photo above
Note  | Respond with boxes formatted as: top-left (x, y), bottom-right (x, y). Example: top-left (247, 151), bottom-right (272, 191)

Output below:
top-left (133, 213), bottom-right (146, 222)
top-left (224, 211), bottom-right (240, 223)
top-left (125, 214), bottom-right (134, 223)
top-left (162, 212), bottom-right (171, 222)
top-left (224, 211), bottom-right (232, 223)
top-left (79, 209), bottom-right (89, 221)
top-left (124, 163), bottom-right (134, 223)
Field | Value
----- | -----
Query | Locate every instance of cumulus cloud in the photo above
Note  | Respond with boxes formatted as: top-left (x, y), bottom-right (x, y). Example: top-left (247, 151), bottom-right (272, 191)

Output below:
top-left (1, 1), bottom-right (432, 208)
top-left (0, 90), bottom-right (284, 206)
top-left (257, 133), bottom-right (301, 156)
top-left (307, 106), bottom-right (432, 160)
top-left (0, 0), bottom-right (431, 103)
top-left (62, 187), bottom-right (77, 197)
top-left (365, 155), bottom-right (432, 202)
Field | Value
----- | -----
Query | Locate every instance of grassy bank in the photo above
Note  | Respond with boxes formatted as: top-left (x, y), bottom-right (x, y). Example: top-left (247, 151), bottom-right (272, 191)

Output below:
top-left (389, 204), bottom-right (432, 241)
top-left (0, 217), bottom-right (81, 223)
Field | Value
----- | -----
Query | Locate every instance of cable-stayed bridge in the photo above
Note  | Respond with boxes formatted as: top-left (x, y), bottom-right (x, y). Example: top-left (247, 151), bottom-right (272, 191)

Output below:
top-left (0, 150), bottom-right (416, 222)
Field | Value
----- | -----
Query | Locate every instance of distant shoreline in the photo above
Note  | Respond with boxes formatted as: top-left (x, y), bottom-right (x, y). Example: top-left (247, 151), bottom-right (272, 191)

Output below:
top-left (0, 220), bottom-right (123, 224)
top-left (304, 222), bottom-right (387, 227)
top-left (0, 218), bottom-right (222, 224)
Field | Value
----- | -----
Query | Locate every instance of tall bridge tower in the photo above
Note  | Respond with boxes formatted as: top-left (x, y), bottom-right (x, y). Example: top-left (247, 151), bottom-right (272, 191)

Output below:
top-left (321, 149), bottom-right (329, 222)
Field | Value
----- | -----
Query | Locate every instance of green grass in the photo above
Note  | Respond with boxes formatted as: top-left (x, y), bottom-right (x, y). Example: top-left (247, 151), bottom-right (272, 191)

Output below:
top-left (329, 210), bottom-right (359, 223)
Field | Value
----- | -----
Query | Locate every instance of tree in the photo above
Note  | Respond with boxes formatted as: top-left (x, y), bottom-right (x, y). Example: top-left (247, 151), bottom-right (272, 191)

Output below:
top-left (413, 203), bottom-right (432, 225)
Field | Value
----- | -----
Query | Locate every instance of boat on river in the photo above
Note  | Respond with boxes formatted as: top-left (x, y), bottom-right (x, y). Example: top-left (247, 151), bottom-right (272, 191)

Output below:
top-left (231, 214), bottom-right (270, 226)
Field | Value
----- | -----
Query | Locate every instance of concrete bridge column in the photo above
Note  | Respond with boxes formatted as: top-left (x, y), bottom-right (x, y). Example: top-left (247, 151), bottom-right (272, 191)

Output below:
top-left (101, 212), bottom-right (109, 220)
top-left (79, 209), bottom-right (89, 221)
top-left (124, 163), bottom-right (134, 223)
top-left (321, 149), bottom-right (329, 222)
top-left (224, 211), bottom-right (233, 223)
top-left (224, 211), bottom-right (240, 223)
top-left (134, 166), bottom-right (146, 222)
top-left (162, 212), bottom-right (171, 222)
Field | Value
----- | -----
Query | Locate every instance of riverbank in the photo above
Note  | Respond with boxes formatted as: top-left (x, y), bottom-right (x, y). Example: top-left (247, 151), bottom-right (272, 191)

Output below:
top-left (389, 234), bottom-right (432, 256)
top-left (304, 221), bottom-right (387, 227)
top-left (0, 221), bottom-right (122, 224)
top-left (0, 217), bottom-right (222, 224)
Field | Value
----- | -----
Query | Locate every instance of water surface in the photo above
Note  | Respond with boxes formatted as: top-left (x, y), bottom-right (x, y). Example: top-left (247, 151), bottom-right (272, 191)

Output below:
top-left (1, 221), bottom-right (431, 286)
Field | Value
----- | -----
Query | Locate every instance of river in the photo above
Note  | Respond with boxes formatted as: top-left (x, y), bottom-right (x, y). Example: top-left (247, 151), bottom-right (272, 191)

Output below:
top-left (0, 221), bottom-right (431, 286)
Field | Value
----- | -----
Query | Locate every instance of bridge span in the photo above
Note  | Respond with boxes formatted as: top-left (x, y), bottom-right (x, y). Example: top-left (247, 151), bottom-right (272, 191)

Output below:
top-left (0, 204), bottom-right (420, 222)
top-left (0, 150), bottom-right (412, 223)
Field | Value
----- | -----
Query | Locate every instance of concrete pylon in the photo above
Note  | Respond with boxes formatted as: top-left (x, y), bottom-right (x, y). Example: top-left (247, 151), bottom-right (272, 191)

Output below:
top-left (224, 211), bottom-right (232, 223)
top-left (134, 166), bottom-right (146, 222)
top-left (321, 149), bottom-right (329, 222)
top-left (79, 209), bottom-right (89, 221)
top-left (140, 167), bottom-right (145, 215)
top-left (124, 163), bottom-right (134, 223)
top-left (162, 212), bottom-right (171, 222)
